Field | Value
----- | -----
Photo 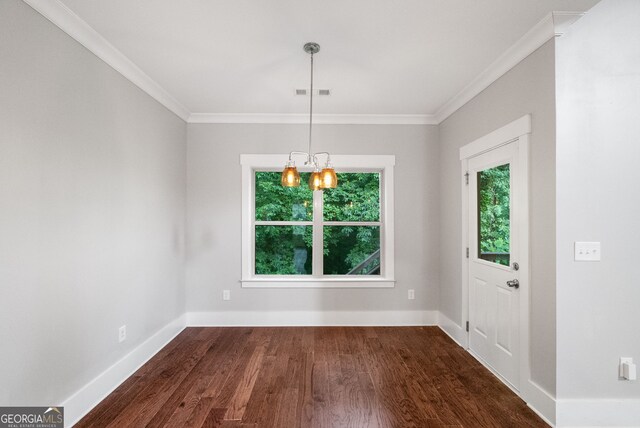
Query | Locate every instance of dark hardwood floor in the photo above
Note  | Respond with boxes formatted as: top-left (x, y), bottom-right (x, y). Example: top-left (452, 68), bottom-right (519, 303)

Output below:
top-left (76, 327), bottom-right (548, 427)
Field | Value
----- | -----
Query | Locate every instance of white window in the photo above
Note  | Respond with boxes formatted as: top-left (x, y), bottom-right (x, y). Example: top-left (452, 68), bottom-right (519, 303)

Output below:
top-left (240, 154), bottom-right (395, 288)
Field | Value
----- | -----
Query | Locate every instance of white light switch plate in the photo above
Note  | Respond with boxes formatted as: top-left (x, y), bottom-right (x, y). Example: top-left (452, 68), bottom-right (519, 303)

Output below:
top-left (574, 241), bottom-right (601, 261)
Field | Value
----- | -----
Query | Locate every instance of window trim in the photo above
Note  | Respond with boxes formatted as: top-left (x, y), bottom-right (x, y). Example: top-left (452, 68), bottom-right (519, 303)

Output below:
top-left (240, 154), bottom-right (395, 288)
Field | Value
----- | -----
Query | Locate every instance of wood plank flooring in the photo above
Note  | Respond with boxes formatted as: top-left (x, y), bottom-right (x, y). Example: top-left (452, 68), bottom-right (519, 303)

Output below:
top-left (76, 327), bottom-right (548, 427)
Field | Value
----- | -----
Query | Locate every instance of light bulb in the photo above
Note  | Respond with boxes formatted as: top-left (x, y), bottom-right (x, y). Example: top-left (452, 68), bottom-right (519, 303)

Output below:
top-left (321, 167), bottom-right (337, 189)
top-left (309, 170), bottom-right (323, 190)
top-left (281, 163), bottom-right (300, 187)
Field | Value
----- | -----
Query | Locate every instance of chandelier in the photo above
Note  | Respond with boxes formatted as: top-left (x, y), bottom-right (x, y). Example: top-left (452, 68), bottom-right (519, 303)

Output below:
top-left (281, 42), bottom-right (337, 190)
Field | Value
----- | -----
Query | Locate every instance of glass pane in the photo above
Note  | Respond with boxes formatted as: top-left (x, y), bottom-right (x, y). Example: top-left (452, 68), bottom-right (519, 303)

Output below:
top-left (477, 164), bottom-right (510, 266)
top-left (323, 226), bottom-right (381, 275)
top-left (255, 225), bottom-right (312, 275)
top-left (255, 172), bottom-right (312, 221)
top-left (323, 173), bottom-right (380, 221)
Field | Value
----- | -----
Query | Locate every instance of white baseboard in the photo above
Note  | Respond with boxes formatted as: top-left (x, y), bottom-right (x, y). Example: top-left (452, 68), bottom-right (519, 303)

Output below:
top-left (187, 310), bottom-right (438, 327)
top-left (57, 309), bottom-right (432, 426)
top-left (524, 380), bottom-right (556, 426)
top-left (556, 399), bottom-right (640, 427)
top-left (62, 314), bottom-right (186, 427)
top-left (437, 311), bottom-right (468, 347)
top-left (59, 310), bottom-right (640, 428)
top-left (436, 312), bottom-right (557, 426)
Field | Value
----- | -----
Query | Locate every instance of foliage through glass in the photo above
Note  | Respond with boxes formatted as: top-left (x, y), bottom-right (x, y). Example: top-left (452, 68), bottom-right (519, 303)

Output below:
top-left (477, 164), bottom-right (510, 266)
top-left (323, 226), bottom-right (380, 275)
top-left (255, 225), bottom-right (312, 274)
top-left (254, 171), bottom-right (382, 276)
top-left (323, 173), bottom-right (380, 221)
top-left (255, 172), bottom-right (312, 221)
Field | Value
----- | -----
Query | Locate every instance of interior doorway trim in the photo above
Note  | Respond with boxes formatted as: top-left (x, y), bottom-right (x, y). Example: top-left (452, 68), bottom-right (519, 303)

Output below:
top-left (458, 114), bottom-right (544, 420)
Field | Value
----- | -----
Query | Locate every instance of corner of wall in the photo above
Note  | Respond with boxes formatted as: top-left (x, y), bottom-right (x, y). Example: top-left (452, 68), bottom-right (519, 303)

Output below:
top-left (62, 314), bottom-right (187, 427)
top-left (437, 311), bottom-right (467, 348)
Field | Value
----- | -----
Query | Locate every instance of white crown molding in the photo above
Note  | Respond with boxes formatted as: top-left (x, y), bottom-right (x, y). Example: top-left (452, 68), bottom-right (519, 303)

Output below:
top-left (435, 11), bottom-right (584, 124)
top-left (22, 0), bottom-right (191, 122)
top-left (188, 113), bottom-right (438, 125)
top-left (23, 1), bottom-right (584, 126)
top-left (551, 11), bottom-right (586, 36)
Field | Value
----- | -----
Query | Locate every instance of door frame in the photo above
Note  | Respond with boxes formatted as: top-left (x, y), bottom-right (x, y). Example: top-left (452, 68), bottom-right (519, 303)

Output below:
top-left (459, 114), bottom-right (531, 397)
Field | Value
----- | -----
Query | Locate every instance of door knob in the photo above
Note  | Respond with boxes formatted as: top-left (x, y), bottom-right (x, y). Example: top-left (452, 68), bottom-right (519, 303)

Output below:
top-left (506, 279), bottom-right (520, 289)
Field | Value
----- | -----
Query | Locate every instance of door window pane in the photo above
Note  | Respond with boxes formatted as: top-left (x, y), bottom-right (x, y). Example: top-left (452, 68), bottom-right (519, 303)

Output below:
top-left (323, 226), bottom-right (381, 275)
top-left (255, 172), bottom-right (312, 221)
top-left (323, 173), bottom-right (380, 221)
top-left (255, 225), bottom-right (312, 275)
top-left (477, 164), bottom-right (510, 266)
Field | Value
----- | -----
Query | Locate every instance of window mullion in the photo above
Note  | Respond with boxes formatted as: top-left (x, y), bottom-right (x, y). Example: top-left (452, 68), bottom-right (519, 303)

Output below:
top-left (312, 189), bottom-right (323, 277)
top-left (254, 221), bottom-right (313, 226)
top-left (323, 221), bottom-right (381, 226)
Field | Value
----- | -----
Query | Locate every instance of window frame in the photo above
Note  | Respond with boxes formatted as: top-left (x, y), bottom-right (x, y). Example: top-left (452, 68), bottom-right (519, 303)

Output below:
top-left (240, 154), bottom-right (395, 288)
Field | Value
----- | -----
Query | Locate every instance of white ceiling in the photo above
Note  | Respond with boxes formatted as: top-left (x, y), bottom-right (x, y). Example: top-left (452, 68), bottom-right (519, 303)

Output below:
top-left (57, 0), bottom-right (598, 117)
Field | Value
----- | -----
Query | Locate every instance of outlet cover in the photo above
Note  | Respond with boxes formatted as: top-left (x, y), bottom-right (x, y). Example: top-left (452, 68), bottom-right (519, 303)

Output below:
top-left (408, 289), bottom-right (415, 300)
top-left (620, 357), bottom-right (634, 378)
top-left (223, 290), bottom-right (231, 301)
top-left (119, 325), bottom-right (126, 343)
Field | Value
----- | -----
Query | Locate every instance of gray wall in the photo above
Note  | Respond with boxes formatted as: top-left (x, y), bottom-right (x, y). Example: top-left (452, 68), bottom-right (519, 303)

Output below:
top-left (186, 124), bottom-right (439, 315)
top-left (0, 1), bottom-right (187, 406)
top-left (556, 0), bottom-right (640, 400)
top-left (438, 40), bottom-right (557, 394)
top-left (11, 0), bottom-right (633, 412)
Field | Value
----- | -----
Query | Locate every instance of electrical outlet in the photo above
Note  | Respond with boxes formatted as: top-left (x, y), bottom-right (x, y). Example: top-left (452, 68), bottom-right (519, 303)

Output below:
top-left (223, 290), bottom-right (231, 301)
top-left (408, 289), bottom-right (415, 300)
top-left (619, 357), bottom-right (636, 380)
top-left (118, 325), bottom-right (126, 343)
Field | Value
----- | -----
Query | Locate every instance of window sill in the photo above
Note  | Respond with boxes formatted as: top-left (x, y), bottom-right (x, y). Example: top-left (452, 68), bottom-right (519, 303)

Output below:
top-left (240, 278), bottom-right (396, 289)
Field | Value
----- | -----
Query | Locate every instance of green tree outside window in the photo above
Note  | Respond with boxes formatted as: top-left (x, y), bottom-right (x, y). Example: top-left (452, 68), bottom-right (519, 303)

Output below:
top-left (477, 164), bottom-right (510, 266)
top-left (254, 171), bottom-right (381, 275)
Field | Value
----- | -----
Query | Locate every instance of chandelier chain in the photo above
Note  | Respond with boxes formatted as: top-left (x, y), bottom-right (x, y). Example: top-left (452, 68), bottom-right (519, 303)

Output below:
top-left (308, 52), bottom-right (314, 159)
top-left (280, 42), bottom-right (336, 190)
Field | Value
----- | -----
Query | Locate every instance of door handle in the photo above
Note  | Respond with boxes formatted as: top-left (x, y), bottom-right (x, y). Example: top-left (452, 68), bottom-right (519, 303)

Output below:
top-left (506, 279), bottom-right (520, 289)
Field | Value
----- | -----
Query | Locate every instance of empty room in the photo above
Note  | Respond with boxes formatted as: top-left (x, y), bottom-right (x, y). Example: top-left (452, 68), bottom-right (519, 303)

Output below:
top-left (1, 0), bottom-right (639, 426)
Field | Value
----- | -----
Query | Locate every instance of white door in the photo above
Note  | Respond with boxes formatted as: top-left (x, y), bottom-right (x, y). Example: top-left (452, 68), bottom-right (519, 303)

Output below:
top-left (468, 141), bottom-right (522, 390)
